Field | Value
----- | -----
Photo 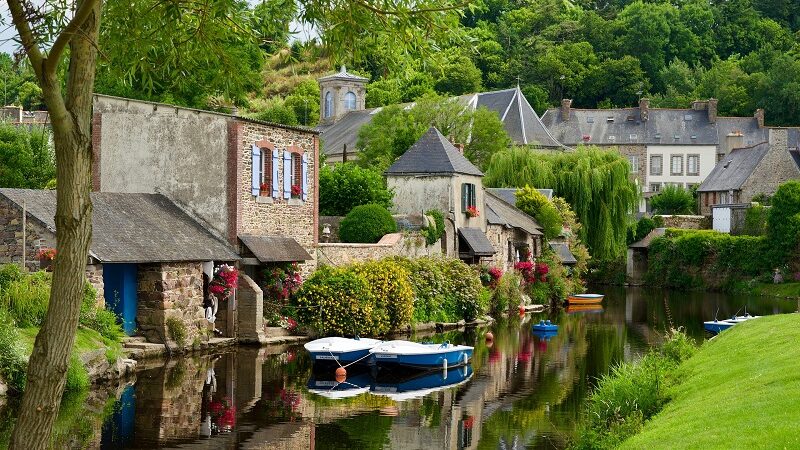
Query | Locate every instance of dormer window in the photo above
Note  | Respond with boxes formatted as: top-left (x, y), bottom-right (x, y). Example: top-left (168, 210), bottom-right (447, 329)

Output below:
top-left (607, 117), bottom-right (614, 123)
top-left (324, 91), bottom-right (333, 118)
top-left (344, 91), bottom-right (357, 110)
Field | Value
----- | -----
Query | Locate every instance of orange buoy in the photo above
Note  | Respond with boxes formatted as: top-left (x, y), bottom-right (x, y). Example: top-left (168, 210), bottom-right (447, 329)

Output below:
top-left (518, 304), bottom-right (526, 314)
top-left (485, 332), bottom-right (494, 341)
top-left (335, 366), bottom-right (347, 383)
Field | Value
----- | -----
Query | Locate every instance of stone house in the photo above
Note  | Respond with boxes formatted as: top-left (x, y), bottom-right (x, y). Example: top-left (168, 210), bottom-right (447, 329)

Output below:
top-left (541, 98), bottom-right (769, 212)
top-left (0, 189), bottom-right (239, 347)
top-left (698, 128), bottom-right (799, 217)
top-left (317, 67), bottom-right (565, 163)
top-left (385, 127), bottom-right (544, 266)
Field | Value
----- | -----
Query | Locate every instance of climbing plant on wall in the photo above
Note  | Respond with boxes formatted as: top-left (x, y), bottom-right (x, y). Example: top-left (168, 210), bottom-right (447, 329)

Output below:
top-left (485, 146), bottom-right (639, 260)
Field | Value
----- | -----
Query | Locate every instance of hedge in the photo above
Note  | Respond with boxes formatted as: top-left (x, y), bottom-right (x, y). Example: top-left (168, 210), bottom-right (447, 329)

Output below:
top-left (339, 203), bottom-right (397, 243)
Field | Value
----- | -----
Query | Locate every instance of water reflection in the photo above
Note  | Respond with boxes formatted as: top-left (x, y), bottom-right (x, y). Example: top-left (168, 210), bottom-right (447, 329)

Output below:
top-left (1, 288), bottom-right (796, 449)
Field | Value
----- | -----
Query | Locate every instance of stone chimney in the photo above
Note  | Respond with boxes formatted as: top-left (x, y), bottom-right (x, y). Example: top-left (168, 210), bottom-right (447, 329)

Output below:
top-left (639, 98), bottom-right (650, 122)
top-left (454, 143), bottom-right (465, 154)
top-left (561, 99), bottom-right (572, 121)
top-left (691, 100), bottom-right (708, 111)
top-left (707, 98), bottom-right (718, 123)
top-left (725, 131), bottom-right (744, 155)
top-left (754, 109), bottom-right (765, 128)
top-left (769, 127), bottom-right (788, 149)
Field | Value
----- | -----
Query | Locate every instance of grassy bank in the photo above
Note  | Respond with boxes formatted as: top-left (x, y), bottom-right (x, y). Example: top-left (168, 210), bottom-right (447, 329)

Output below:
top-left (747, 282), bottom-right (800, 298)
top-left (622, 314), bottom-right (800, 449)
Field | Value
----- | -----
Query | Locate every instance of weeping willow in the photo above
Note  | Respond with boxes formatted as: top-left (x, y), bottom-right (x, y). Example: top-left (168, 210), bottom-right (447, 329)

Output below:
top-left (485, 146), bottom-right (639, 260)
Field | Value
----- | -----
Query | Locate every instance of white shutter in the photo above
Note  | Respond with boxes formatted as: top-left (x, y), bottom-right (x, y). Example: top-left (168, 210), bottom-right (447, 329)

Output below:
top-left (301, 153), bottom-right (309, 201)
top-left (271, 149), bottom-right (280, 198)
top-left (283, 151), bottom-right (292, 199)
top-left (251, 144), bottom-right (261, 196)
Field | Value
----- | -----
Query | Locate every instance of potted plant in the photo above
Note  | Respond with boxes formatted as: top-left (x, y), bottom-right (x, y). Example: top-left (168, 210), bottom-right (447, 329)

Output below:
top-left (209, 264), bottom-right (239, 300)
top-left (291, 184), bottom-right (302, 199)
top-left (466, 206), bottom-right (479, 218)
top-left (37, 247), bottom-right (56, 271)
top-left (259, 182), bottom-right (269, 196)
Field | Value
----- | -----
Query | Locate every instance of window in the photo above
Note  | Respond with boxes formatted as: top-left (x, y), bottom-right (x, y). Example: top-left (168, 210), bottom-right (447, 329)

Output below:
top-left (650, 154), bottom-right (663, 176)
top-left (283, 149), bottom-right (307, 201)
top-left (629, 134), bottom-right (638, 141)
top-left (687, 154), bottom-right (700, 176)
top-left (628, 155), bottom-right (638, 173)
top-left (608, 135), bottom-right (616, 142)
top-left (670, 155), bottom-right (683, 175)
top-left (324, 91), bottom-right (333, 118)
top-left (587, 117), bottom-right (594, 123)
top-left (344, 91), bottom-right (357, 110)
top-left (291, 153), bottom-right (302, 186)
top-left (461, 183), bottom-right (477, 212)
top-left (720, 191), bottom-right (729, 204)
top-left (650, 183), bottom-right (661, 193)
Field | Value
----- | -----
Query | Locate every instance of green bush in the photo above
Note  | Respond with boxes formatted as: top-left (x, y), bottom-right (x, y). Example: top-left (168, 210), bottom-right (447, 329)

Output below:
top-left (339, 204), bottom-right (397, 243)
top-left (295, 265), bottom-right (383, 336)
top-left (0, 270), bottom-right (51, 327)
top-left (650, 185), bottom-right (695, 215)
top-left (422, 209), bottom-right (445, 246)
top-left (319, 163), bottom-right (394, 216)
top-left (742, 204), bottom-right (769, 236)
top-left (166, 316), bottom-right (188, 347)
top-left (515, 186), bottom-right (562, 239)
top-left (79, 284), bottom-right (124, 342)
top-left (767, 181), bottom-right (800, 261)
top-left (0, 309), bottom-right (27, 393)
top-left (0, 263), bottom-right (23, 290)
top-left (353, 260), bottom-right (414, 330)
top-left (491, 272), bottom-right (522, 314)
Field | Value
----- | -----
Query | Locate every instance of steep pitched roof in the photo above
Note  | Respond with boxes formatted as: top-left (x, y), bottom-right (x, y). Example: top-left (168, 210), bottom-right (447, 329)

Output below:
top-left (698, 143), bottom-right (770, 192)
top-left (485, 191), bottom-right (542, 236)
top-left (0, 189), bottom-right (239, 263)
top-left (239, 235), bottom-right (312, 262)
top-left (318, 87), bottom-right (565, 158)
top-left (541, 107), bottom-right (767, 147)
top-left (549, 242), bottom-right (577, 265)
top-left (385, 127), bottom-right (483, 176)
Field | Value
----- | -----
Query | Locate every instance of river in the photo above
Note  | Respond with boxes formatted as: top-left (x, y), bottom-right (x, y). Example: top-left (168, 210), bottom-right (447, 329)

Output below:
top-left (1, 287), bottom-right (797, 449)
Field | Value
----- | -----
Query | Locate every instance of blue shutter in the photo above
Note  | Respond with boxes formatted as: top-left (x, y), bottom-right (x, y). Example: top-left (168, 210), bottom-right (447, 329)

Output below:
top-left (282, 151), bottom-right (292, 199)
top-left (251, 144), bottom-right (261, 196)
top-left (271, 149), bottom-right (280, 198)
top-left (301, 153), bottom-right (309, 201)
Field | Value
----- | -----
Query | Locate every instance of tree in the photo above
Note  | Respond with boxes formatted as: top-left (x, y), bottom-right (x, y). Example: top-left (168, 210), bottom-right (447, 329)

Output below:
top-left (0, 124), bottom-right (54, 189)
top-left (515, 186), bottom-right (562, 239)
top-left (464, 107), bottom-right (511, 170)
top-left (767, 181), bottom-right (800, 261)
top-left (649, 185), bottom-right (695, 215)
top-left (484, 146), bottom-right (638, 260)
top-left (434, 53), bottom-right (483, 95)
top-left (319, 163), bottom-right (394, 216)
top-left (4, 0), bottom-right (467, 445)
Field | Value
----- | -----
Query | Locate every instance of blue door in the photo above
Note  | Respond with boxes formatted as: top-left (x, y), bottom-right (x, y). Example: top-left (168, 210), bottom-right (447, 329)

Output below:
top-left (103, 263), bottom-right (138, 335)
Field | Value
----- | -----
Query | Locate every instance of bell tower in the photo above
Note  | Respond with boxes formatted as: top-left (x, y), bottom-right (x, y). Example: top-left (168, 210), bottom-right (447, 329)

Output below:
top-left (317, 66), bottom-right (368, 125)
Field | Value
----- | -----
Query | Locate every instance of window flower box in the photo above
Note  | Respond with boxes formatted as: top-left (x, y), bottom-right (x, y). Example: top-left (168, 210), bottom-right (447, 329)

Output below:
top-left (465, 206), bottom-right (479, 218)
top-left (259, 183), bottom-right (269, 197)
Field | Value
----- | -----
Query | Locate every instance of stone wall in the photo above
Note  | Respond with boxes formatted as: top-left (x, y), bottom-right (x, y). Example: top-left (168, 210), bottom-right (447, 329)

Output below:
top-left (485, 225), bottom-right (540, 272)
top-left (615, 144), bottom-right (647, 186)
top-left (317, 232), bottom-right (441, 265)
top-left (0, 196), bottom-right (53, 271)
top-left (741, 129), bottom-right (798, 203)
top-left (237, 122), bottom-right (318, 274)
top-left (137, 262), bottom-right (208, 347)
top-left (237, 274), bottom-right (267, 344)
top-left (655, 215), bottom-right (708, 230)
top-left (85, 263), bottom-right (105, 306)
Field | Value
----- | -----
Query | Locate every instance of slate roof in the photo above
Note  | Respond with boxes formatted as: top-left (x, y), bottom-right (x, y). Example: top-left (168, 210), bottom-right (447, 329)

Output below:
top-left (0, 189), bottom-right (239, 263)
top-left (458, 228), bottom-right (496, 256)
top-left (549, 242), bottom-right (577, 265)
top-left (697, 143), bottom-right (770, 192)
top-left (385, 127), bottom-right (483, 176)
top-left (541, 107), bottom-right (768, 147)
top-left (485, 191), bottom-right (542, 236)
top-left (486, 188), bottom-right (552, 206)
top-left (318, 66), bottom-right (369, 82)
top-left (239, 235), bottom-right (312, 262)
top-left (318, 86), bottom-right (565, 158)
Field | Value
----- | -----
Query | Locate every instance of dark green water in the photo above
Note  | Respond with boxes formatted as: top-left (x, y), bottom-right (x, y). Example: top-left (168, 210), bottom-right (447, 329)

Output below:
top-left (1, 288), bottom-right (797, 449)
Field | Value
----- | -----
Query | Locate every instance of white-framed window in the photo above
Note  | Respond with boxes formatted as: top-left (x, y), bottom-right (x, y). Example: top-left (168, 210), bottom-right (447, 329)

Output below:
top-left (628, 155), bottom-right (638, 173)
top-left (324, 91), bottom-right (333, 118)
top-left (650, 154), bottom-right (663, 176)
top-left (670, 155), bottom-right (683, 176)
top-left (650, 183), bottom-right (661, 193)
top-left (687, 154), bottom-right (700, 176)
top-left (344, 91), bottom-right (357, 110)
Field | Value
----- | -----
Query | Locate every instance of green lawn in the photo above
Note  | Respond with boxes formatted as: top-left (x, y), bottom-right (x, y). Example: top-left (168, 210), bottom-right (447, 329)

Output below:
top-left (622, 314), bottom-right (800, 449)
top-left (751, 282), bottom-right (800, 298)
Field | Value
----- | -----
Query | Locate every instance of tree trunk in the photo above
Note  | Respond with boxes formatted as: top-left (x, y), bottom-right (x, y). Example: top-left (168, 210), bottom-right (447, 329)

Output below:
top-left (9, 0), bottom-right (101, 447)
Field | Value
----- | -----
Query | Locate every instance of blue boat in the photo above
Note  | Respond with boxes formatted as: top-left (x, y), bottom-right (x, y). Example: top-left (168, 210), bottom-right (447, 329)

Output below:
top-left (369, 340), bottom-right (473, 369)
top-left (703, 319), bottom-right (735, 334)
top-left (306, 370), bottom-right (374, 399)
top-left (304, 337), bottom-right (382, 364)
top-left (532, 320), bottom-right (558, 333)
top-left (372, 365), bottom-right (473, 401)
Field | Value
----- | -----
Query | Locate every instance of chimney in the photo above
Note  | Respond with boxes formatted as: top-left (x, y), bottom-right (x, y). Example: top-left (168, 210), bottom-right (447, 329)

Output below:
top-left (754, 109), bottom-right (765, 128)
top-left (691, 100), bottom-right (707, 111)
top-left (725, 131), bottom-right (744, 155)
top-left (639, 98), bottom-right (650, 122)
top-left (768, 128), bottom-right (788, 150)
top-left (707, 98), bottom-right (718, 123)
top-left (561, 99), bottom-right (572, 121)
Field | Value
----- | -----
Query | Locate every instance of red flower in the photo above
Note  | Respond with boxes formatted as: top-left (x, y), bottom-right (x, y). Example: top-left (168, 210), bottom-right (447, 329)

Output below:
top-left (466, 206), bottom-right (479, 218)
top-left (36, 247), bottom-right (56, 260)
top-left (291, 184), bottom-right (302, 196)
top-left (259, 182), bottom-right (268, 192)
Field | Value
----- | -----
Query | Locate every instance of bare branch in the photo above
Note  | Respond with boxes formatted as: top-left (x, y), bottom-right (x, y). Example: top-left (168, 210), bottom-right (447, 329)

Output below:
top-left (46, 0), bottom-right (101, 73)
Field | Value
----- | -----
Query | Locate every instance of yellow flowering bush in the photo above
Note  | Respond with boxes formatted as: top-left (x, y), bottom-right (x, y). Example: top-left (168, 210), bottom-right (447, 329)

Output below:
top-left (354, 260), bottom-right (414, 330)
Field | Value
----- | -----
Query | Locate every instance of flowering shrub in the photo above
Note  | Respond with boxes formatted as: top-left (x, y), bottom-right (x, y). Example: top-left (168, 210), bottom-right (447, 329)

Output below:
top-left (536, 263), bottom-right (550, 282)
top-left (278, 315), bottom-right (298, 331)
top-left (210, 264), bottom-right (238, 300)
top-left (262, 262), bottom-right (302, 301)
top-left (291, 184), bottom-right (302, 197)
top-left (36, 247), bottom-right (56, 261)
top-left (479, 265), bottom-right (503, 289)
top-left (514, 261), bottom-right (535, 284)
top-left (354, 260), bottom-right (413, 330)
top-left (491, 272), bottom-right (523, 314)
top-left (466, 206), bottom-right (480, 218)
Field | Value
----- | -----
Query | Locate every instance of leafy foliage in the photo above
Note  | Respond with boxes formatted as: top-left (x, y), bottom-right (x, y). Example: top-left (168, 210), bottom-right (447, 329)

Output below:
top-left (742, 204), bottom-right (769, 236)
top-left (486, 147), bottom-right (638, 260)
top-left (319, 163), bottom-right (393, 216)
top-left (338, 204), bottom-right (397, 243)
top-left (353, 260), bottom-right (414, 330)
top-left (0, 308), bottom-right (27, 393)
top-left (422, 210), bottom-right (446, 246)
top-left (766, 181), bottom-right (800, 261)
top-left (515, 186), bottom-right (562, 239)
top-left (650, 185), bottom-right (695, 215)
top-left (0, 124), bottom-right (54, 189)
top-left (490, 272), bottom-right (522, 314)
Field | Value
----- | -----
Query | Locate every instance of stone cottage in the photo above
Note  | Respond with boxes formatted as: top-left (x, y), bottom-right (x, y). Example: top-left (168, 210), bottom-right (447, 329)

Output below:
top-left (0, 189), bottom-right (239, 347)
top-left (698, 128), bottom-right (799, 217)
top-left (385, 127), bottom-right (544, 266)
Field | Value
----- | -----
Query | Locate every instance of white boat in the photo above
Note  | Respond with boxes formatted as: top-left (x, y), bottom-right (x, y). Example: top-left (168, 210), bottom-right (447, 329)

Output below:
top-left (304, 337), bottom-right (382, 364)
top-left (724, 314), bottom-right (760, 324)
top-left (369, 340), bottom-right (473, 369)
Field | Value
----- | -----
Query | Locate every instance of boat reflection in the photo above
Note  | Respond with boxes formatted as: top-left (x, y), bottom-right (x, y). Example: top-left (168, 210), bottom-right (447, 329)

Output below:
top-left (566, 304), bottom-right (604, 314)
